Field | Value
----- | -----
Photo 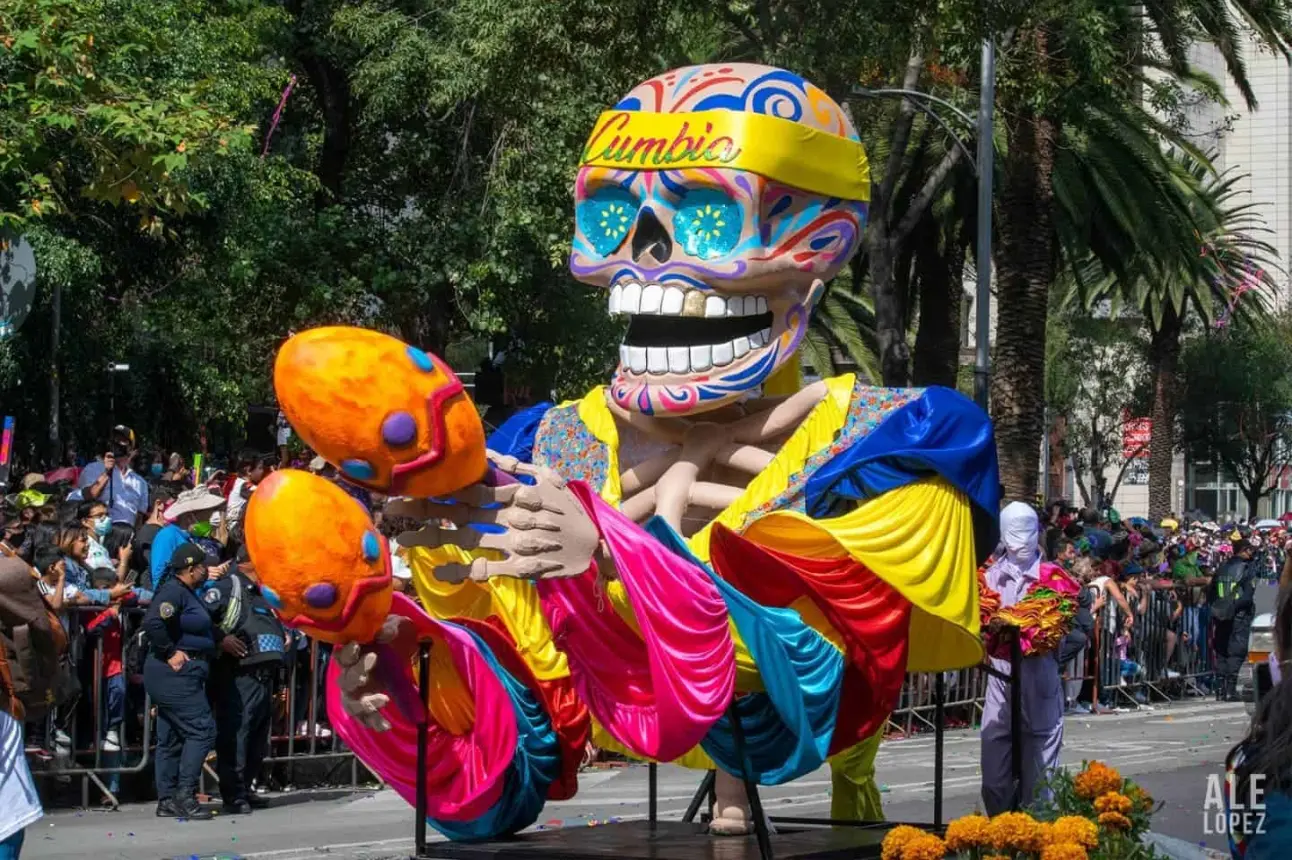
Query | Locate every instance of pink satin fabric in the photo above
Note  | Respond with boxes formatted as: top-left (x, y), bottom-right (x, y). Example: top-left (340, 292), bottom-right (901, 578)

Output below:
top-left (325, 593), bottom-right (518, 821)
top-left (1037, 562), bottom-right (1080, 597)
top-left (537, 481), bottom-right (735, 763)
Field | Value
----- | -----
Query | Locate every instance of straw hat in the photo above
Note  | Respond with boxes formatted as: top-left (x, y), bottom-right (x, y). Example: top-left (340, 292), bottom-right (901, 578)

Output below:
top-left (165, 487), bottom-right (227, 522)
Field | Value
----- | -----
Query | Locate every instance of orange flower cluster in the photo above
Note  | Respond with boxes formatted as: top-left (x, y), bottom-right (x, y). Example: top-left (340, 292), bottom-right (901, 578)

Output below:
top-left (1074, 762), bottom-right (1123, 800)
top-left (880, 825), bottom-right (947, 860)
top-left (1098, 811), bottom-right (1132, 831)
top-left (944, 814), bottom-right (991, 850)
top-left (1040, 844), bottom-right (1090, 860)
top-left (1127, 785), bottom-right (1155, 812)
top-left (989, 811), bottom-right (1044, 852)
top-left (1094, 792), bottom-right (1134, 815)
top-left (881, 825), bottom-right (931, 860)
top-left (1051, 815), bottom-right (1099, 848)
top-left (979, 568), bottom-right (1001, 627)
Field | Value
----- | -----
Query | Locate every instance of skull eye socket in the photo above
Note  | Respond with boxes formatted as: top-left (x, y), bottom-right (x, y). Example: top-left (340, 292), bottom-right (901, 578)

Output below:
top-left (673, 189), bottom-right (741, 260)
top-left (577, 187), bottom-right (639, 257)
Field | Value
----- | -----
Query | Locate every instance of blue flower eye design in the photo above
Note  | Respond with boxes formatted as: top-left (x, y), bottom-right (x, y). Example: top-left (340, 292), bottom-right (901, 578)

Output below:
top-left (674, 189), bottom-right (742, 260)
top-left (577, 187), bottom-right (639, 257)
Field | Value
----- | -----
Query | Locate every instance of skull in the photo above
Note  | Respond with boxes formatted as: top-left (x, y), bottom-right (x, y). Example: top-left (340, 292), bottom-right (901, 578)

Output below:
top-left (570, 63), bottom-right (869, 416)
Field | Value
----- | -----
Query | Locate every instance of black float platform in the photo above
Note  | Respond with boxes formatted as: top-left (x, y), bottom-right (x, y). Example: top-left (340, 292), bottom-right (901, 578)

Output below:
top-left (422, 821), bottom-right (887, 859)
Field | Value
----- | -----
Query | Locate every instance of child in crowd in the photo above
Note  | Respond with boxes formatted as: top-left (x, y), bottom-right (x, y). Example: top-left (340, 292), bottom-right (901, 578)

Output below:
top-left (85, 570), bottom-right (127, 805)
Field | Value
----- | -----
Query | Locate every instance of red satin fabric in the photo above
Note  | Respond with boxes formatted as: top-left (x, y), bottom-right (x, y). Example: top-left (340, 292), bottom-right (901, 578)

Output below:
top-left (709, 525), bottom-right (910, 754)
top-left (457, 616), bottom-right (590, 800)
top-left (537, 481), bottom-right (735, 764)
top-left (325, 593), bottom-right (516, 820)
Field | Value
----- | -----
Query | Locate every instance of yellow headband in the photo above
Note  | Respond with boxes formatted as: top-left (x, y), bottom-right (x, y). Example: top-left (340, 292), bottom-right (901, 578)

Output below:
top-left (580, 110), bottom-right (870, 203)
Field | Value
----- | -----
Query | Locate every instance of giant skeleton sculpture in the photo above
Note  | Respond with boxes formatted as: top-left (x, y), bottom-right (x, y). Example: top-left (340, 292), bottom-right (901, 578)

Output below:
top-left (245, 63), bottom-right (1002, 842)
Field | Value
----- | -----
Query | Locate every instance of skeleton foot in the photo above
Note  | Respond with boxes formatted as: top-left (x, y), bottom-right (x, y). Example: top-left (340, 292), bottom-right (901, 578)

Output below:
top-left (708, 770), bottom-right (755, 836)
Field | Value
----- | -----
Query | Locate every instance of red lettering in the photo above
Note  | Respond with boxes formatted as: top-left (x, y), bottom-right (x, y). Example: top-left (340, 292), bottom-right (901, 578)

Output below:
top-left (664, 122), bottom-right (696, 163)
top-left (629, 135), bottom-right (669, 164)
top-left (584, 112), bottom-right (632, 160)
top-left (702, 136), bottom-right (740, 162)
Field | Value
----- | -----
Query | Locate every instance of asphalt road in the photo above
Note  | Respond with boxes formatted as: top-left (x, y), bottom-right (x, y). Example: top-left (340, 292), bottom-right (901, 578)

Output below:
top-left (20, 700), bottom-right (1249, 860)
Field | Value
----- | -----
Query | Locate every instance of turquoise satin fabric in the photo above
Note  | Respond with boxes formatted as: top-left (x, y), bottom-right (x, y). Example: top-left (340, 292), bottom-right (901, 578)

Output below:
top-left (644, 518), bottom-right (844, 785)
top-left (428, 624), bottom-right (561, 841)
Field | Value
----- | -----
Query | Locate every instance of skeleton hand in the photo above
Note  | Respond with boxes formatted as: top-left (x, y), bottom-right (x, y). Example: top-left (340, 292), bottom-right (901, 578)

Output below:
top-left (336, 614), bottom-right (417, 731)
top-left (386, 450), bottom-right (602, 583)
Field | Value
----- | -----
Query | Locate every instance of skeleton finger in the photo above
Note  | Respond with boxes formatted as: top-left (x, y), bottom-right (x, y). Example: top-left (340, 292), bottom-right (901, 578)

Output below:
top-left (512, 485), bottom-right (566, 515)
top-left (509, 535), bottom-right (565, 557)
top-left (486, 451), bottom-right (522, 473)
top-left (504, 511), bottom-right (562, 532)
top-left (455, 482), bottom-right (521, 508)
top-left (397, 524), bottom-right (485, 551)
top-left (338, 641), bottom-right (362, 668)
top-left (434, 557), bottom-right (491, 585)
top-left (509, 460), bottom-right (568, 489)
top-left (383, 498), bottom-right (466, 523)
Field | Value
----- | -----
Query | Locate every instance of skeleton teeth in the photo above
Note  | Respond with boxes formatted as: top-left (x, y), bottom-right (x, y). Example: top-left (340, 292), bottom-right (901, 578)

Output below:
top-left (733, 336), bottom-right (751, 358)
top-left (646, 347), bottom-right (668, 373)
top-left (609, 285), bottom-right (623, 316)
top-left (757, 297), bottom-right (768, 315)
top-left (759, 326), bottom-right (772, 344)
top-left (619, 344), bottom-right (630, 366)
top-left (640, 283), bottom-right (663, 314)
top-left (661, 286), bottom-right (685, 315)
top-left (622, 282), bottom-right (642, 314)
top-left (712, 341), bottom-right (735, 366)
top-left (705, 295), bottom-right (726, 318)
top-left (689, 344), bottom-right (712, 371)
top-left (627, 345), bottom-right (647, 373)
top-left (668, 346), bottom-right (690, 373)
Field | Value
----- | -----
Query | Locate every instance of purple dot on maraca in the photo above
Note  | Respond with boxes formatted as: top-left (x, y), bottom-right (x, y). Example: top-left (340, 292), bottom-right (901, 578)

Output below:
top-left (304, 583), bottom-right (338, 608)
top-left (381, 411), bottom-right (417, 447)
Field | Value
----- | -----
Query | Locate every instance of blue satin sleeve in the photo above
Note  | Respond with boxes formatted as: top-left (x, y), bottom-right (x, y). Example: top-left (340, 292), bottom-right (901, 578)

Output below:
top-left (804, 385), bottom-right (1001, 561)
top-left (486, 403), bottom-right (554, 465)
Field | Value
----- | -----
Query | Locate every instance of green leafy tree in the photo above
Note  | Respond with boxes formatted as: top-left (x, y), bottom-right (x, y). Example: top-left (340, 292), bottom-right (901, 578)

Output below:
top-left (1180, 315), bottom-right (1292, 516)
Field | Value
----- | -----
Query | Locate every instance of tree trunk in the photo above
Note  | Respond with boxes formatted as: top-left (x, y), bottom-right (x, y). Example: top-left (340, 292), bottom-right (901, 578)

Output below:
top-left (1147, 308), bottom-right (1183, 519)
top-left (990, 35), bottom-right (1059, 503)
top-left (869, 239), bottom-right (912, 387)
top-left (912, 215), bottom-right (966, 388)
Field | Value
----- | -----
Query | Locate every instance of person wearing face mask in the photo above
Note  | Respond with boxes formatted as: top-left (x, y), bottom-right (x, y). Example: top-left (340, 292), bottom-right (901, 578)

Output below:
top-left (150, 488), bottom-right (229, 591)
top-left (141, 543), bottom-right (218, 821)
top-left (980, 502), bottom-right (1065, 814)
top-left (78, 501), bottom-right (115, 571)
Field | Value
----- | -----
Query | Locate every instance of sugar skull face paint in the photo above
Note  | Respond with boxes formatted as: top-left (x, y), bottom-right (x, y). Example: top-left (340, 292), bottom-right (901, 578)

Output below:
top-left (569, 63), bottom-right (870, 416)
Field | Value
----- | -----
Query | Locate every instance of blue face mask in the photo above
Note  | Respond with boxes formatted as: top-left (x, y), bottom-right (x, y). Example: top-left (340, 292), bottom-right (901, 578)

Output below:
top-left (150, 463), bottom-right (164, 477)
top-left (93, 515), bottom-right (111, 538)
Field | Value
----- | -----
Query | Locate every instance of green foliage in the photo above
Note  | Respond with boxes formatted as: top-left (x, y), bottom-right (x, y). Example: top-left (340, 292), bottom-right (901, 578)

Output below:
top-left (1046, 309), bottom-right (1151, 507)
top-left (1180, 315), bottom-right (1292, 509)
top-left (1035, 762), bottom-right (1165, 858)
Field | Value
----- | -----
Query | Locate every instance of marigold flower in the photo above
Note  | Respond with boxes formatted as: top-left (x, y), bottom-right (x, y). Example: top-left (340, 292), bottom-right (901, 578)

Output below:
top-left (983, 856), bottom-right (1011, 860)
top-left (1127, 785), bottom-right (1155, 811)
top-left (1074, 761), bottom-right (1123, 799)
top-left (881, 825), bottom-right (927, 860)
top-left (1051, 816), bottom-right (1099, 848)
top-left (1098, 811), bottom-right (1132, 831)
top-left (1094, 791), bottom-right (1134, 815)
top-left (944, 814), bottom-right (992, 850)
top-left (902, 834), bottom-right (948, 860)
top-left (989, 811), bottom-right (1043, 851)
top-left (1041, 844), bottom-right (1090, 860)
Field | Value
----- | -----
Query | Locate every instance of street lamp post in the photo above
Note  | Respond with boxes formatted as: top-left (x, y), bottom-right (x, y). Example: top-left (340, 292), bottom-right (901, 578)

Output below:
top-left (108, 362), bottom-right (130, 430)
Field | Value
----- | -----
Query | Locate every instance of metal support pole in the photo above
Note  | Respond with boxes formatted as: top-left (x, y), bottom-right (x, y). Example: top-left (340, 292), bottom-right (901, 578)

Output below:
top-left (415, 642), bottom-right (430, 857)
top-left (1010, 632), bottom-right (1024, 811)
top-left (934, 672), bottom-right (946, 826)
top-left (973, 38), bottom-right (997, 411)
top-left (728, 703), bottom-right (774, 860)
top-left (682, 770), bottom-right (716, 823)
top-left (649, 762), bottom-right (658, 826)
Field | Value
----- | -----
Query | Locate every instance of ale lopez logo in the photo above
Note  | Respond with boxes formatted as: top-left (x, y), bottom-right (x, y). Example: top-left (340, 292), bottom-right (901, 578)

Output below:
top-left (1203, 774), bottom-right (1267, 836)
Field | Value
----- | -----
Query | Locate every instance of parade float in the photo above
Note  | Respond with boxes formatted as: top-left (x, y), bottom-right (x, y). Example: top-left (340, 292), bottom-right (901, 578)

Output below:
top-left (244, 63), bottom-right (1004, 859)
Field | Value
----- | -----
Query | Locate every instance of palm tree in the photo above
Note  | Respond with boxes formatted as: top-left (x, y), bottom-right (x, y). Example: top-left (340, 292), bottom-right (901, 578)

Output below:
top-left (802, 281), bottom-right (882, 382)
top-left (1066, 157), bottom-right (1280, 517)
top-left (990, 0), bottom-right (1292, 500)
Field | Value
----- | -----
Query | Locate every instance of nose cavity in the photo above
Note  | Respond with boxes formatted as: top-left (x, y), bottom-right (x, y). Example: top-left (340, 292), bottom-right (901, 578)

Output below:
top-left (632, 208), bottom-right (673, 265)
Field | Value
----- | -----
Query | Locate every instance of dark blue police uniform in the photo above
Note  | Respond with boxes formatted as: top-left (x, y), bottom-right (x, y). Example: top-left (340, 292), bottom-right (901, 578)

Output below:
top-left (205, 571), bottom-right (288, 810)
top-left (141, 573), bottom-right (217, 811)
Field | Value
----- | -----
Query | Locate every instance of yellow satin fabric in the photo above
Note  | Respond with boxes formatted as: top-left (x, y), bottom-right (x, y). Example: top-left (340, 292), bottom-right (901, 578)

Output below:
top-left (406, 545), bottom-right (570, 681)
top-left (741, 478), bottom-right (984, 671)
top-left (829, 729), bottom-right (885, 821)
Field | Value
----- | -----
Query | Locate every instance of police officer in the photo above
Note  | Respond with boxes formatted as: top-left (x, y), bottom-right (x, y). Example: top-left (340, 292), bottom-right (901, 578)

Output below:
top-left (205, 544), bottom-right (289, 814)
top-left (1212, 536), bottom-right (1259, 702)
top-left (141, 542), bottom-right (219, 820)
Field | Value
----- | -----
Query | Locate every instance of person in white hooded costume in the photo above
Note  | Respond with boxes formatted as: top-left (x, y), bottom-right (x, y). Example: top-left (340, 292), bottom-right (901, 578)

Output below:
top-left (980, 502), bottom-right (1065, 814)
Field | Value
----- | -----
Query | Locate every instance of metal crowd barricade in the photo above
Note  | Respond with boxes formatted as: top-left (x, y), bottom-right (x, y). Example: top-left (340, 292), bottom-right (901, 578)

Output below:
top-left (29, 605), bottom-right (362, 806)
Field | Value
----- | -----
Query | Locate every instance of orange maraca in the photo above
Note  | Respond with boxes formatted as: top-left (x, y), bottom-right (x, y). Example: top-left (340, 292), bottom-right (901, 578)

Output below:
top-left (243, 469), bottom-right (393, 644)
top-left (274, 327), bottom-right (487, 497)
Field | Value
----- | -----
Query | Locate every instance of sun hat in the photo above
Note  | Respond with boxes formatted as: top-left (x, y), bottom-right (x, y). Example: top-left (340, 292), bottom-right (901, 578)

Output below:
top-left (20, 473), bottom-right (45, 490)
top-left (165, 487), bottom-right (227, 522)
